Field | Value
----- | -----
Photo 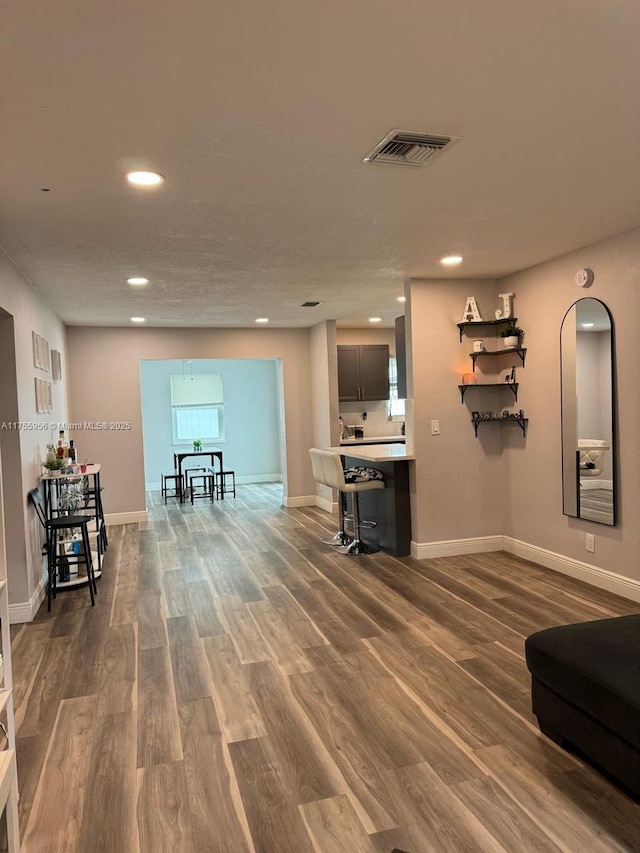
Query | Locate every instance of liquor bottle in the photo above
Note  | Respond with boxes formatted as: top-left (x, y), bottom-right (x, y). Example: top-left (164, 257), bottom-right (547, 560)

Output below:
top-left (46, 444), bottom-right (56, 465)
top-left (68, 440), bottom-right (76, 462)
top-left (57, 429), bottom-right (66, 458)
top-left (57, 543), bottom-right (70, 582)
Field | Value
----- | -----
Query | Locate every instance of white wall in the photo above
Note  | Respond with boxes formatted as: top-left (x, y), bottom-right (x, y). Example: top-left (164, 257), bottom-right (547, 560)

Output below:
top-left (139, 358), bottom-right (282, 488)
top-left (407, 226), bottom-right (640, 589)
top-left (0, 249), bottom-right (69, 614)
top-left (66, 326), bottom-right (316, 518)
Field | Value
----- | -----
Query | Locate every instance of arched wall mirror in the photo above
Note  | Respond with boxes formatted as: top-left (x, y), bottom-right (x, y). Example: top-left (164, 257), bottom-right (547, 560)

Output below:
top-left (560, 297), bottom-right (616, 525)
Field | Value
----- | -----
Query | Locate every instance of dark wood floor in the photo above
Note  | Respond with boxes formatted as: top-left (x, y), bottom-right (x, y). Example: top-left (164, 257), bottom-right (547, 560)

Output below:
top-left (12, 484), bottom-right (640, 852)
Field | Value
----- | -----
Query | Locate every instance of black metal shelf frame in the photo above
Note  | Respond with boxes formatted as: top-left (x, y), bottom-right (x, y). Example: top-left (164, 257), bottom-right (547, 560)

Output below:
top-left (471, 417), bottom-right (528, 438)
top-left (457, 317), bottom-right (518, 343)
top-left (458, 382), bottom-right (519, 403)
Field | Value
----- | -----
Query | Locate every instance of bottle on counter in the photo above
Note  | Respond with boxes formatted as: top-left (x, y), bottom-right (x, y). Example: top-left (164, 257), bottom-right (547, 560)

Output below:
top-left (68, 440), bottom-right (76, 462)
top-left (57, 543), bottom-right (70, 583)
top-left (46, 444), bottom-right (57, 465)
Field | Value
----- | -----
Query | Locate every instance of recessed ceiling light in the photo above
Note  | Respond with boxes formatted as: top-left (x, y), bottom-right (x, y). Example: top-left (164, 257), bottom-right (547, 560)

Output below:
top-left (582, 322), bottom-right (595, 328)
top-left (397, 296), bottom-right (406, 303)
top-left (441, 255), bottom-right (463, 266)
top-left (131, 317), bottom-right (146, 323)
top-left (127, 277), bottom-right (149, 286)
top-left (125, 170), bottom-right (165, 187)
top-left (369, 317), bottom-right (382, 323)
top-left (255, 318), bottom-right (269, 324)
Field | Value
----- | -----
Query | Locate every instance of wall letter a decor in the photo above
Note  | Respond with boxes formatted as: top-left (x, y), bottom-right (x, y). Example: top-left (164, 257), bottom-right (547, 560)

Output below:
top-left (461, 296), bottom-right (482, 322)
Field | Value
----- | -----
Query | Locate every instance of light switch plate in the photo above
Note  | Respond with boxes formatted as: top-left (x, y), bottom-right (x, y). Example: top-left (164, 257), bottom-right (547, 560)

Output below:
top-left (431, 419), bottom-right (440, 436)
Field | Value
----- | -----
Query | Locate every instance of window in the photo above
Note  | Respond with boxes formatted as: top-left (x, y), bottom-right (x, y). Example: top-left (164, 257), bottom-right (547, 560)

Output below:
top-left (388, 357), bottom-right (405, 418)
top-left (170, 374), bottom-right (224, 444)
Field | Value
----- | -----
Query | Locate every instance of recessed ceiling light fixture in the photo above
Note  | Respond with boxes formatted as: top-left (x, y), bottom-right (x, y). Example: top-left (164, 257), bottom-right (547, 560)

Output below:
top-left (582, 322), bottom-right (595, 328)
top-left (125, 170), bottom-right (165, 187)
top-left (397, 296), bottom-right (406, 303)
top-left (441, 255), bottom-right (463, 266)
top-left (131, 317), bottom-right (146, 323)
top-left (369, 317), bottom-right (382, 323)
top-left (255, 317), bottom-right (269, 324)
top-left (127, 277), bottom-right (149, 286)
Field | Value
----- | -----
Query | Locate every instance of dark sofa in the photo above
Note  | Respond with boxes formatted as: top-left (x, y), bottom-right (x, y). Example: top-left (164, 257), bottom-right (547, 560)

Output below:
top-left (525, 614), bottom-right (640, 799)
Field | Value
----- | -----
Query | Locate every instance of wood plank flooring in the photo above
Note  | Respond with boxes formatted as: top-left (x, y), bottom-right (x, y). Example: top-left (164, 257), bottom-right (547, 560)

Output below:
top-left (12, 483), bottom-right (640, 852)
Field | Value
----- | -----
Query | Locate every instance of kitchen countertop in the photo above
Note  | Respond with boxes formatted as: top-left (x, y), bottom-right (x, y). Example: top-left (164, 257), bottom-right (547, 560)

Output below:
top-left (326, 444), bottom-right (415, 463)
top-left (340, 435), bottom-right (405, 446)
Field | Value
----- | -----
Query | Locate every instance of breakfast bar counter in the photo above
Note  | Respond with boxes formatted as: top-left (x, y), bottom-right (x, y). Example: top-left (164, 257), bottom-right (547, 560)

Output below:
top-left (325, 444), bottom-right (414, 556)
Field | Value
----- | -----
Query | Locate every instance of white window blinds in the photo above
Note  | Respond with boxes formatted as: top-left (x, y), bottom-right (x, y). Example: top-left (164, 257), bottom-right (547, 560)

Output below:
top-left (170, 374), bottom-right (223, 406)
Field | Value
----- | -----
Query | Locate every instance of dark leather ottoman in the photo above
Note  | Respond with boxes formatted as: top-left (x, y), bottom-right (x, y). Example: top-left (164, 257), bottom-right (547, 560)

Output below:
top-left (525, 614), bottom-right (640, 799)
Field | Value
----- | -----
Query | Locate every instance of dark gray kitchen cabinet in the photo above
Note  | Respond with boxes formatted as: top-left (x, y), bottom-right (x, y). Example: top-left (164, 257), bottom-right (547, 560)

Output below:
top-left (337, 345), bottom-right (390, 402)
top-left (395, 315), bottom-right (407, 399)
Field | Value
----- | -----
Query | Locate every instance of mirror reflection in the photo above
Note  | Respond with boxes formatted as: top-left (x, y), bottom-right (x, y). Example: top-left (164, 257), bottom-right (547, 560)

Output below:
top-left (561, 298), bottom-right (615, 525)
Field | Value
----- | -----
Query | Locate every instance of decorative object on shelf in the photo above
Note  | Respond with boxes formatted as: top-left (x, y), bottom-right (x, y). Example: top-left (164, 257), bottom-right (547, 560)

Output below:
top-left (574, 267), bottom-right (594, 288)
top-left (471, 411), bottom-right (480, 419)
top-left (461, 296), bottom-right (482, 322)
top-left (472, 340), bottom-right (484, 353)
top-left (495, 292), bottom-right (515, 320)
top-left (504, 366), bottom-right (516, 383)
top-left (461, 373), bottom-right (477, 385)
top-left (497, 323), bottom-right (524, 349)
top-left (193, 438), bottom-right (203, 450)
top-left (502, 410), bottom-right (510, 418)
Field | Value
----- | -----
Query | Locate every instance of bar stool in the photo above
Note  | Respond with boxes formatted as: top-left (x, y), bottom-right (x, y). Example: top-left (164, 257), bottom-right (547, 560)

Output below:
top-left (161, 472), bottom-right (184, 503)
top-left (215, 469), bottom-right (236, 499)
top-left (189, 471), bottom-right (215, 503)
top-left (308, 449), bottom-right (385, 555)
top-left (28, 488), bottom-right (98, 609)
top-left (309, 448), bottom-right (352, 546)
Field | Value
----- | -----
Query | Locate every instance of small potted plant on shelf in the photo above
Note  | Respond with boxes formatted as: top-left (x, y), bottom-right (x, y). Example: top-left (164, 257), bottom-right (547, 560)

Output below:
top-left (193, 438), bottom-right (203, 451)
top-left (42, 457), bottom-right (67, 476)
top-left (497, 323), bottom-right (524, 349)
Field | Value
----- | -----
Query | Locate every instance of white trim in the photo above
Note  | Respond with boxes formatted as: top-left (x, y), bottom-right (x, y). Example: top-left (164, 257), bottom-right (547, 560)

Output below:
top-left (409, 533), bottom-right (640, 603)
top-left (411, 535), bottom-right (503, 560)
top-left (9, 575), bottom-right (46, 623)
top-left (284, 495), bottom-right (317, 508)
top-left (503, 536), bottom-right (640, 603)
top-left (105, 510), bottom-right (148, 525)
top-left (580, 479), bottom-right (613, 491)
top-left (147, 474), bottom-right (282, 492)
top-left (315, 496), bottom-right (337, 514)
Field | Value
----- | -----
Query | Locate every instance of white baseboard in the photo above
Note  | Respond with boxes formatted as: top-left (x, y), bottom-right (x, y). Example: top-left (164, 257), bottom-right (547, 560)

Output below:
top-left (580, 479), bottom-right (613, 491)
top-left (503, 536), bottom-right (640, 603)
top-left (411, 535), bottom-right (504, 560)
top-left (315, 496), bottom-right (337, 514)
top-left (9, 575), bottom-right (46, 624)
top-left (284, 495), bottom-right (317, 508)
top-left (410, 533), bottom-right (640, 603)
top-left (147, 475), bottom-right (282, 492)
top-left (105, 510), bottom-right (148, 525)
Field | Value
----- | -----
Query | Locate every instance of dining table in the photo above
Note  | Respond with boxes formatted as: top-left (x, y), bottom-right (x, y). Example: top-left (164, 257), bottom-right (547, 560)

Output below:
top-left (173, 447), bottom-right (225, 499)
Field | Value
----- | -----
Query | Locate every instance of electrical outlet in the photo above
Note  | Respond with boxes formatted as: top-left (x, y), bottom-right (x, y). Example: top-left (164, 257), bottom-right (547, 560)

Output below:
top-left (586, 533), bottom-right (595, 553)
top-left (431, 419), bottom-right (440, 436)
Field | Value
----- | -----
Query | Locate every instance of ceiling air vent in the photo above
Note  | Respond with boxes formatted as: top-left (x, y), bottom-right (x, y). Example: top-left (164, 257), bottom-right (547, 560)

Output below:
top-left (363, 130), bottom-right (459, 167)
top-left (301, 301), bottom-right (321, 307)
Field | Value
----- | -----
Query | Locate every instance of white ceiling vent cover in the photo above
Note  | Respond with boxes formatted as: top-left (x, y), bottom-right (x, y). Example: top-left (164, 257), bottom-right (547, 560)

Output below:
top-left (363, 130), bottom-right (460, 166)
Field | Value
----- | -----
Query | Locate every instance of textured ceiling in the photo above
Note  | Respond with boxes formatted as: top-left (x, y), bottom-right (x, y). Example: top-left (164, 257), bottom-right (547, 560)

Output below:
top-left (1, 0), bottom-right (639, 328)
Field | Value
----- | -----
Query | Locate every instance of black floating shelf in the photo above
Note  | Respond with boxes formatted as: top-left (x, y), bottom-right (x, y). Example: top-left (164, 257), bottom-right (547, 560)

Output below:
top-left (471, 417), bottom-right (528, 438)
top-left (458, 382), bottom-right (518, 403)
top-left (457, 317), bottom-right (518, 343)
top-left (470, 347), bottom-right (526, 371)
